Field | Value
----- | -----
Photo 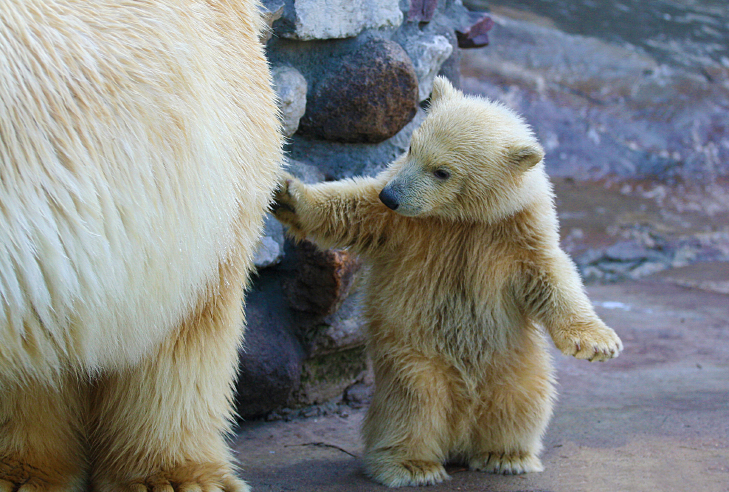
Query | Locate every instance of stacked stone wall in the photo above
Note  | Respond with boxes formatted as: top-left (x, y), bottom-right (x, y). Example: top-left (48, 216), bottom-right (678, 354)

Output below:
top-left (238, 0), bottom-right (492, 417)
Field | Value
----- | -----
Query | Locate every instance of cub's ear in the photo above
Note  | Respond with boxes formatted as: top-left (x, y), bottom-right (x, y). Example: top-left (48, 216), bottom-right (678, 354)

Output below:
top-left (430, 76), bottom-right (460, 103)
top-left (510, 144), bottom-right (544, 170)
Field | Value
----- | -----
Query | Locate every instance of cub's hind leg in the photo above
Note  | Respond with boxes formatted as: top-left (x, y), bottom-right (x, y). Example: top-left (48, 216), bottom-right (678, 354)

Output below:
top-left (363, 352), bottom-right (453, 487)
top-left (468, 331), bottom-right (555, 475)
top-left (0, 375), bottom-right (88, 492)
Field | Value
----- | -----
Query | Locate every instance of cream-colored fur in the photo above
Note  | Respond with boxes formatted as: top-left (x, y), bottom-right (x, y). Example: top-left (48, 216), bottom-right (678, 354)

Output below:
top-left (0, 1), bottom-right (282, 491)
top-left (273, 77), bottom-right (622, 487)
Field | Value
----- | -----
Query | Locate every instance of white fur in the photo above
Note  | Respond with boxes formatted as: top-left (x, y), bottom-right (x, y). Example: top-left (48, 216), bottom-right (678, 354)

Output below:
top-left (0, 0), bottom-right (280, 379)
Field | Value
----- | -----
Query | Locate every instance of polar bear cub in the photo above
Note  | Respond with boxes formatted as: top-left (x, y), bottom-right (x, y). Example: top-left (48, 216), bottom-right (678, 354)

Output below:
top-left (273, 77), bottom-right (622, 487)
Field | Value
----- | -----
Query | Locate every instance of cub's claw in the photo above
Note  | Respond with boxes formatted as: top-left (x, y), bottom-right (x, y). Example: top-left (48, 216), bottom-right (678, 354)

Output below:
top-left (554, 323), bottom-right (623, 362)
top-left (271, 174), bottom-right (301, 226)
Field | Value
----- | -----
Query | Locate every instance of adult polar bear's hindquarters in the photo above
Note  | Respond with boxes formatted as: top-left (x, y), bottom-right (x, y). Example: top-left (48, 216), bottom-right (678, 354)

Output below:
top-left (0, 1), bottom-right (282, 491)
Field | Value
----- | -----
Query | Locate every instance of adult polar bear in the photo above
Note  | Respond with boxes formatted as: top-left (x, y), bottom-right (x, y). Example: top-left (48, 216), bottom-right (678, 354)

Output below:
top-left (0, 1), bottom-right (282, 491)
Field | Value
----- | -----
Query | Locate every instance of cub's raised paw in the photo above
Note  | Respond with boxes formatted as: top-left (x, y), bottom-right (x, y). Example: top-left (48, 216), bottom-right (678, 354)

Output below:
top-left (95, 465), bottom-right (249, 492)
top-left (271, 173), bottom-right (303, 228)
top-left (553, 322), bottom-right (623, 362)
top-left (469, 452), bottom-right (543, 475)
top-left (366, 457), bottom-right (449, 488)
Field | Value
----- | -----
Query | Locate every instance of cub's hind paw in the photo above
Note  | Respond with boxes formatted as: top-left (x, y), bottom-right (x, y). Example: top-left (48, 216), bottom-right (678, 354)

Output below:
top-left (469, 452), bottom-right (543, 475)
top-left (271, 173), bottom-right (303, 228)
top-left (95, 465), bottom-right (249, 492)
top-left (365, 457), bottom-right (449, 487)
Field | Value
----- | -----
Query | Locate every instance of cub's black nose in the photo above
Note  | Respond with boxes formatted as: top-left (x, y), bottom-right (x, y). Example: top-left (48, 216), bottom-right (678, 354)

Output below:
top-left (379, 187), bottom-right (399, 210)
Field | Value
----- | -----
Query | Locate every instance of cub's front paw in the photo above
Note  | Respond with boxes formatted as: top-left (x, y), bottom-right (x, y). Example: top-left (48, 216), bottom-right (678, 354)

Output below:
top-left (271, 173), bottom-right (303, 229)
top-left (553, 321), bottom-right (623, 362)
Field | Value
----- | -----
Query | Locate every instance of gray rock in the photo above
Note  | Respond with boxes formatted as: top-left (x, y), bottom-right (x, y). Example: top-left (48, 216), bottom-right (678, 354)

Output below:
top-left (629, 261), bottom-right (668, 279)
top-left (402, 33), bottom-right (453, 101)
top-left (604, 240), bottom-right (652, 262)
top-left (292, 346), bottom-right (369, 405)
top-left (305, 291), bottom-right (367, 357)
top-left (285, 158), bottom-right (326, 184)
top-left (253, 215), bottom-right (285, 269)
top-left (343, 381), bottom-right (373, 408)
top-left (272, 66), bottom-right (307, 138)
top-left (289, 107), bottom-right (427, 179)
top-left (253, 235), bottom-right (282, 269)
top-left (406, 0), bottom-right (438, 23)
top-left (297, 38), bottom-right (419, 144)
top-left (236, 274), bottom-right (305, 418)
top-left (260, 0), bottom-right (284, 43)
top-left (276, 0), bottom-right (402, 41)
top-left (283, 241), bottom-right (363, 316)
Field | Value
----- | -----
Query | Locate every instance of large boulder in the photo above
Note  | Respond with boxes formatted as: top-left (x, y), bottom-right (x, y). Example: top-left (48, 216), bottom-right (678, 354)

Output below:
top-left (297, 38), bottom-right (419, 144)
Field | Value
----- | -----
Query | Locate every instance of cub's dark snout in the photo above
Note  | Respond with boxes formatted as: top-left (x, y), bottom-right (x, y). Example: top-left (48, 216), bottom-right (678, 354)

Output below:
top-left (379, 187), bottom-right (399, 211)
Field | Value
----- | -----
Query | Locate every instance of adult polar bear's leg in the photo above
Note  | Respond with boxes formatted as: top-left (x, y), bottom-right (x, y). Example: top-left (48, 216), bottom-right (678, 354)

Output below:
top-left (0, 376), bottom-right (88, 492)
top-left (89, 256), bottom-right (248, 492)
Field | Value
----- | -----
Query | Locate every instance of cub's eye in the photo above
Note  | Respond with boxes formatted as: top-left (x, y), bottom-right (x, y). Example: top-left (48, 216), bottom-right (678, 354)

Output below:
top-left (433, 169), bottom-right (450, 180)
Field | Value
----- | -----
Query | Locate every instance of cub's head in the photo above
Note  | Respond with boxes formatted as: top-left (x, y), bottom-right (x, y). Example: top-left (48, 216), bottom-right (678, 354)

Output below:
top-left (379, 77), bottom-right (546, 223)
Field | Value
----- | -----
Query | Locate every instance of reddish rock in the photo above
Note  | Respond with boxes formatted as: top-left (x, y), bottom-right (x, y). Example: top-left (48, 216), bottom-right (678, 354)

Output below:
top-left (407, 0), bottom-right (438, 23)
top-left (284, 241), bottom-right (363, 316)
top-left (297, 38), bottom-right (419, 143)
top-left (456, 13), bottom-right (494, 49)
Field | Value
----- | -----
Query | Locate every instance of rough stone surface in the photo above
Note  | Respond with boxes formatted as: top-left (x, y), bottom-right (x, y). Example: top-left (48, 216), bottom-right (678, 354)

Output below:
top-left (285, 157), bottom-right (326, 184)
top-left (297, 38), bottom-right (419, 143)
top-left (343, 381), bottom-right (373, 408)
top-left (456, 12), bottom-right (494, 48)
top-left (293, 346), bottom-right (369, 406)
top-left (275, 0), bottom-right (403, 41)
top-left (402, 32), bottom-right (453, 100)
top-left (288, 108), bottom-right (427, 179)
top-left (552, 178), bottom-right (729, 284)
top-left (651, 261), bottom-right (729, 295)
top-left (407, 0), bottom-right (438, 23)
top-left (236, 274), bottom-right (305, 418)
top-left (303, 291), bottom-right (368, 357)
top-left (260, 0), bottom-right (285, 43)
top-left (253, 215), bottom-right (286, 269)
top-left (271, 66), bottom-right (307, 138)
top-left (283, 241), bottom-right (363, 316)
top-left (252, 235), bottom-right (282, 269)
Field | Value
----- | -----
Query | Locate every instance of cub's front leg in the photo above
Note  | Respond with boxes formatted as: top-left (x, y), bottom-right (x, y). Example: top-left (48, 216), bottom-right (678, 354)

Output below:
top-left (272, 172), bottom-right (400, 255)
top-left (271, 173), bottom-right (315, 239)
top-left (525, 251), bottom-right (623, 363)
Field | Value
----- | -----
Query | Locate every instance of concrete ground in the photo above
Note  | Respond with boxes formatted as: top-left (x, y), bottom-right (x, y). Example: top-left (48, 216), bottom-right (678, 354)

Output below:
top-left (233, 261), bottom-right (729, 492)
